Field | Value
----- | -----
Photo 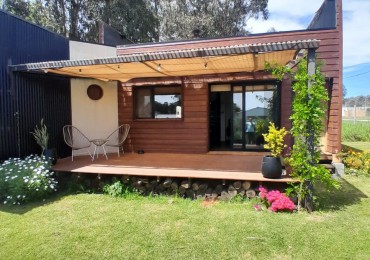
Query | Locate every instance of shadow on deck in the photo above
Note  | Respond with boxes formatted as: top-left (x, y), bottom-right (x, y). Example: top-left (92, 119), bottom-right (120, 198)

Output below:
top-left (53, 152), bottom-right (295, 183)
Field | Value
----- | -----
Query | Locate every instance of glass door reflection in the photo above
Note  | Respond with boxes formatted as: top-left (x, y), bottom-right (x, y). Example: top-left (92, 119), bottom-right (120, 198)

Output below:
top-left (232, 86), bottom-right (244, 149)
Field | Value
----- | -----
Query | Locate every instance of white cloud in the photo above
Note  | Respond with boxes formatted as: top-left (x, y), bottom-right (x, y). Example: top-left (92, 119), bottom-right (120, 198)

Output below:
top-left (343, 1), bottom-right (370, 67)
top-left (247, 0), bottom-right (370, 68)
top-left (266, 0), bottom-right (323, 18)
top-left (247, 17), bottom-right (303, 33)
top-left (247, 0), bottom-right (323, 33)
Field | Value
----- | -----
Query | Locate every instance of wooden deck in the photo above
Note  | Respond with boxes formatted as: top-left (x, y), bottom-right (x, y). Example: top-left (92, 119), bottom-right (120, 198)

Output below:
top-left (53, 152), bottom-right (295, 183)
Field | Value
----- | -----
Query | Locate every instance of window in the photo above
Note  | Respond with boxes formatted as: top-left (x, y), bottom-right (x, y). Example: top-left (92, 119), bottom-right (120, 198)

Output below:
top-left (135, 86), bottom-right (182, 119)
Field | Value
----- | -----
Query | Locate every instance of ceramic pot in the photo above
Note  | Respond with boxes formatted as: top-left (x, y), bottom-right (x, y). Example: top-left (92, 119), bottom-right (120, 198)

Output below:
top-left (43, 148), bottom-right (58, 165)
top-left (261, 156), bottom-right (282, 179)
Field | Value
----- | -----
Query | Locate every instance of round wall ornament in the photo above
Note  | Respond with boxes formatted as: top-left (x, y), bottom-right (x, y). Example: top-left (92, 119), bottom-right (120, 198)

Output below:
top-left (87, 84), bottom-right (103, 100)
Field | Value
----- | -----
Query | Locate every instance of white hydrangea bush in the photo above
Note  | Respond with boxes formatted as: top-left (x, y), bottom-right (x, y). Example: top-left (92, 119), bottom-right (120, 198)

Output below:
top-left (0, 155), bottom-right (58, 205)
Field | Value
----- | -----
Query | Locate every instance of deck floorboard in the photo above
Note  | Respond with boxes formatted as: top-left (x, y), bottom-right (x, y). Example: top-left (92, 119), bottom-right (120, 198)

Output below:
top-left (53, 152), bottom-right (295, 183)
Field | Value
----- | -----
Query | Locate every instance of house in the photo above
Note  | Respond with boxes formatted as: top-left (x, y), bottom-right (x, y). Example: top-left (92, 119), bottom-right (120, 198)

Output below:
top-left (7, 0), bottom-right (342, 161)
top-left (0, 10), bottom-right (123, 161)
top-left (0, 10), bottom-right (70, 160)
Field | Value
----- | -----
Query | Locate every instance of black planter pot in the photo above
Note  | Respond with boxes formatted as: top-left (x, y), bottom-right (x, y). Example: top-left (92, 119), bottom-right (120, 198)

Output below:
top-left (261, 156), bottom-right (282, 179)
top-left (43, 148), bottom-right (58, 165)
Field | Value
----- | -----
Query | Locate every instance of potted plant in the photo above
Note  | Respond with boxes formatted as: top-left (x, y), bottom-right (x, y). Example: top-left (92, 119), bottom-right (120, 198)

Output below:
top-left (30, 119), bottom-right (57, 165)
top-left (261, 122), bottom-right (288, 178)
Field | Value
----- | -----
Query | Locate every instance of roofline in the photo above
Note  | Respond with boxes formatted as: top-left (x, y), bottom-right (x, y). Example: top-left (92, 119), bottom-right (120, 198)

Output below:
top-left (117, 28), bottom-right (334, 50)
top-left (9, 39), bottom-right (320, 72)
top-left (0, 9), bottom-right (68, 41)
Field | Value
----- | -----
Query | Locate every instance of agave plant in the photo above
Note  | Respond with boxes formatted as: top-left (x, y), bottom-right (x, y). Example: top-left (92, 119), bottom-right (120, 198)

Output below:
top-left (30, 119), bottom-right (49, 154)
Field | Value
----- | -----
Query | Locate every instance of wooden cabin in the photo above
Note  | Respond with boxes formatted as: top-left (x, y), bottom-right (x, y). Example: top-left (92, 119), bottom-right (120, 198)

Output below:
top-left (10, 0), bottom-right (342, 160)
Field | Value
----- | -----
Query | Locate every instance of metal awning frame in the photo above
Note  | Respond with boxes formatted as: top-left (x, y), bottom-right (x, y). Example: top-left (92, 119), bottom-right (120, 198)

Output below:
top-left (9, 39), bottom-right (320, 82)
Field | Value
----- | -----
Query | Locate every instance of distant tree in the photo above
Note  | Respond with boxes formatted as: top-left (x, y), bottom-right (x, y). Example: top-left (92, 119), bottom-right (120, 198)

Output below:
top-left (5, 0), bottom-right (49, 26)
top-left (100, 0), bottom-right (159, 43)
top-left (6, 0), bottom-right (158, 42)
top-left (6, 0), bottom-right (270, 43)
top-left (343, 95), bottom-right (370, 107)
top-left (157, 0), bottom-right (269, 41)
top-left (342, 84), bottom-right (347, 98)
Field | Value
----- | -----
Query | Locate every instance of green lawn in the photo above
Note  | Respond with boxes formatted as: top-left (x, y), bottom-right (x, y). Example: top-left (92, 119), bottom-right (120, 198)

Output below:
top-left (1, 175), bottom-right (370, 260)
top-left (342, 142), bottom-right (370, 151)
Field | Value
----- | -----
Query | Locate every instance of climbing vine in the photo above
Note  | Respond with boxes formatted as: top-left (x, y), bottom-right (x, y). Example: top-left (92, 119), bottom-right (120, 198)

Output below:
top-left (266, 58), bottom-right (340, 211)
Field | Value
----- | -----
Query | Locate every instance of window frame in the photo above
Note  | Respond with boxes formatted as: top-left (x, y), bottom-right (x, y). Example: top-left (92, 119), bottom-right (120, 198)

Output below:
top-left (133, 85), bottom-right (183, 121)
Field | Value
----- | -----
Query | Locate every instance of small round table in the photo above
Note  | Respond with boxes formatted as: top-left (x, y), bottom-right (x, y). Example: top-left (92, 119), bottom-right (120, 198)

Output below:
top-left (91, 139), bottom-right (108, 161)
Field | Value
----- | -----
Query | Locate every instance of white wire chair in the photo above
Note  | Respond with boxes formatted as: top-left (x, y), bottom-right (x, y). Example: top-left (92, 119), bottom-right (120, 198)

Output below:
top-left (105, 124), bottom-right (130, 157)
top-left (63, 125), bottom-right (92, 161)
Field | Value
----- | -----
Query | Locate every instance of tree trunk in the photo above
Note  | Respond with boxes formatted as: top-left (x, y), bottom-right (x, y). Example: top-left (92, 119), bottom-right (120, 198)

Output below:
top-left (180, 180), bottom-right (190, 189)
top-left (121, 175), bottom-right (130, 184)
top-left (241, 181), bottom-right (251, 190)
top-left (163, 178), bottom-right (172, 188)
top-left (246, 189), bottom-right (256, 198)
top-left (233, 181), bottom-right (242, 190)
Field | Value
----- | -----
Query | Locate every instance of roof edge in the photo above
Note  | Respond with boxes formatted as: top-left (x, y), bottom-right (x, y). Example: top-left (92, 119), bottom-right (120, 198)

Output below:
top-left (9, 39), bottom-right (320, 72)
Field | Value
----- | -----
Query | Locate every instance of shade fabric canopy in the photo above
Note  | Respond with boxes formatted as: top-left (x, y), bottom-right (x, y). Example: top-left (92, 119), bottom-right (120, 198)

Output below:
top-left (10, 39), bottom-right (320, 82)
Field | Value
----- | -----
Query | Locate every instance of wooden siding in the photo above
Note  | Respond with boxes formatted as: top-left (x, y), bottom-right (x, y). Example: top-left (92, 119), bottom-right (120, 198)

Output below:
top-left (118, 2), bottom-right (342, 154)
top-left (119, 80), bottom-right (209, 153)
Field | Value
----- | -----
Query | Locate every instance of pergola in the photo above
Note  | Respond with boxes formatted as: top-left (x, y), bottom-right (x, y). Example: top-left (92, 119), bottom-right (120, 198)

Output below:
top-left (9, 39), bottom-right (319, 82)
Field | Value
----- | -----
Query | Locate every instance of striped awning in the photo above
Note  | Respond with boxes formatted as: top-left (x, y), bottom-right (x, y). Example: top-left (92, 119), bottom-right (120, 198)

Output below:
top-left (10, 39), bottom-right (319, 82)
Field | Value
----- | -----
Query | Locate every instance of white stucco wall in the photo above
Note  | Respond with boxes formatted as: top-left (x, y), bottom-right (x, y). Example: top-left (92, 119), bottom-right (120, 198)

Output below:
top-left (69, 41), bottom-right (116, 59)
top-left (69, 42), bottom-right (119, 156)
top-left (71, 78), bottom-right (118, 156)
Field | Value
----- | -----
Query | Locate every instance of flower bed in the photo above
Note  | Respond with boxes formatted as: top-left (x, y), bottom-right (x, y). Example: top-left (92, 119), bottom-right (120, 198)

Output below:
top-left (256, 187), bottom-right (296, 212)
top-left (0, 155), bottom-right (58, 205)
top-left (340, 150), bottom-right (370, 175)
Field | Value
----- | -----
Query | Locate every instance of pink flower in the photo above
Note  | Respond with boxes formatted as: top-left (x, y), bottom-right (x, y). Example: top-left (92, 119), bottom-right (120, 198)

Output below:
top-left (266, 190), bottom-right (282, 203)
top-left (256, 187), bottom-right (296, 212)
top-left (270, 196), bottom-right (296, 212)
top-left (258, 186), bottom-right (268, 199)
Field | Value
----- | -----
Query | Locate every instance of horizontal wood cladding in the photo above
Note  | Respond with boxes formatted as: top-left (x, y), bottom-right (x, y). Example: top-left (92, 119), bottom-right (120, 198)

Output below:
top-left (117, 20), bottom-right (342, 154)
top-left (119, 82), bottom-right (208, 153)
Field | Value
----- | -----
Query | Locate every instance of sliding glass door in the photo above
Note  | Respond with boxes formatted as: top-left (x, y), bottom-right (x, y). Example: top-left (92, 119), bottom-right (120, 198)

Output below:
top-left (209, 82), bottom-right (280, 151)
top-left (231, 83), bottom-right (280, 151)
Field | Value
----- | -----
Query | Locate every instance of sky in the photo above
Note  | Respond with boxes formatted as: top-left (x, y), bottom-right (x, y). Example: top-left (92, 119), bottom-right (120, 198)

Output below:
top-left (247, 0), bottom-right (370, 98)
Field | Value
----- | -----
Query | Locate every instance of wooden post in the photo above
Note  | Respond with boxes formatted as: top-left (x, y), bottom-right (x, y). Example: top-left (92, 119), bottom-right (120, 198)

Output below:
top-left (306, 47), bottom-right (316, 212)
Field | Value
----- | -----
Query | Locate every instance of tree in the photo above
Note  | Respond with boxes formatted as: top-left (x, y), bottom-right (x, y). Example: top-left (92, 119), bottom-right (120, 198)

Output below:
top-left (5, 0), bottom-right (49, 26)
top-left (342, 84), bottom-right (347, 100)
top-left (6, 0), bottom-right (270, 43)
top-left (157, 0), bottom-right (269, 41)
top-left (101, 0), bottom-right (159, 43)
top-left (6, 0), bottom-right (158, 42)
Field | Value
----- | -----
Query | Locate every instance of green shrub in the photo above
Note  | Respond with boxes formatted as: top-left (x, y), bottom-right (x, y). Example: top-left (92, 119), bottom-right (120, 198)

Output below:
top-left (340, 150), bottom-right (370, 175)
top-left (0, 155), bottom-right (58, 205)
top-left (342, 121), bottom-right (370, 142)
top-left (103, 178), bottom-right (138, 197)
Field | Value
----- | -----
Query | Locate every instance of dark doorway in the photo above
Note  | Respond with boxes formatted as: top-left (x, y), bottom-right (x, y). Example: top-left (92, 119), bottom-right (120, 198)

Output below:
top-left (209, 82), bottom-right (280, 151)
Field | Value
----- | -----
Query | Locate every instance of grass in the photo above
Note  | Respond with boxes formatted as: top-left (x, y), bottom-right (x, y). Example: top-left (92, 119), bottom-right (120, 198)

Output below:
top-left (342, 121), bottom-right (370, 142)
top-left (1, 175), bottom-right (370, 259)
top-left (342, 142), bottom-right (370, 151)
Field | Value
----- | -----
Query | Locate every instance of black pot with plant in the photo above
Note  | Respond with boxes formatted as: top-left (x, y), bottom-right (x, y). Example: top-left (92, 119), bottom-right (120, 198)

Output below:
top-left (261, 122), bottom-right (288, 179)
top-left (30, 119), bottom-right (58, 165)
